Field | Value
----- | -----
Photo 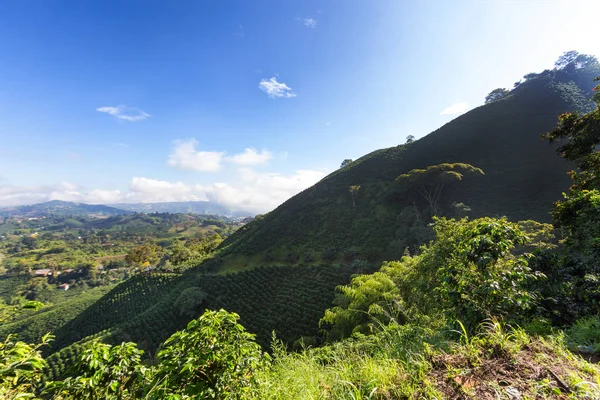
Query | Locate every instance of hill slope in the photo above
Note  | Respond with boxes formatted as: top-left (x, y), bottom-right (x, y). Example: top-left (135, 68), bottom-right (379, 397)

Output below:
top-left (9, 65), bottom-right (600, 365)
top-left (220, 67), bottom-right (599, 264)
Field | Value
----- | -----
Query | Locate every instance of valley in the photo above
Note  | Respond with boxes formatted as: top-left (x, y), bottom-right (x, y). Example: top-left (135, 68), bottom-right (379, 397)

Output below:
top-left (2, 54), bottom-right (600, 399)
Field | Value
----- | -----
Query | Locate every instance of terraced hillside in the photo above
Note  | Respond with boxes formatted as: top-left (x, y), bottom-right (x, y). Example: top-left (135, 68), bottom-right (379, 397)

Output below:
top-left (10, 65), bottom-right (600, 375)
top-left (220, 66), bottom-right (600, 264)
top-left (43, 264), bottom-right (364, 377)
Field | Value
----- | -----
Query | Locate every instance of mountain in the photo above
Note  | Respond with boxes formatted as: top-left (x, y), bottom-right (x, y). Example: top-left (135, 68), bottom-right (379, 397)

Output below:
top-left (0, 200), bottom-right (131, 218)
top-left (109, 201), bottom-right (250, 217)
top-left (219, 66), bottom-right (600, 265)
top-left (11, 64), bottom-right (600, 370)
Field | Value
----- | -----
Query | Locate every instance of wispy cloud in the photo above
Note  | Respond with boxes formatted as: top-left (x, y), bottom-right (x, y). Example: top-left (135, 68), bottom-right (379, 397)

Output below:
top-left (304, 18), bottom-right (317, 28)
top-left (237, 24), bottom-right (245, 38)
top-left (96, 105), bottom-right (150, 122)
top-left (167, 139), bottom-right (224, 172)
top-left (440, 102), bottom-right (469, 115)
top-left (112, 142), bottom-right (130, 148)
top-left (259, 77), bottom-right (296, 98)
top-left (226, 148), bottom-right (273, 166)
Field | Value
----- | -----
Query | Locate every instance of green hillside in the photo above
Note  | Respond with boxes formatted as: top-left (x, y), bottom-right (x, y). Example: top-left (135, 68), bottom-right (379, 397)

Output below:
top-left (220, 66), bottom-right (599, 265)
top-left (46, 264), bottom-right (364, 359)
top-left (27, 65), bottom-right (594, 355)
top-left (4, 64), bottom-right (600, 394)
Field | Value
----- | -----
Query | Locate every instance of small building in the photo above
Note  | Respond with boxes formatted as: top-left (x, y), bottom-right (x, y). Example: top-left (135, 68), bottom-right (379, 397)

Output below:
top-left (58, 284), bottom-right (70, 291)
top-left (34, 269), bottom-right (52, 277)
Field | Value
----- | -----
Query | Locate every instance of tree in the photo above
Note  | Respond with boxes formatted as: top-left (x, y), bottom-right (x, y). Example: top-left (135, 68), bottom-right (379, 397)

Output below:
top-left (541, 77), bottom-right (600, 315)
top-left (150, 309), bottom-right (266, 399)
top-left (485, 88), bottom-right (509, 104)
top-left (321, 217), bottom-right (545, 336)
top-left (20, 236), bottom-right (38, 250)
top-left (543, 76), bottom-right (600, 191)
top-left (554, 51), bottom-right (599, 72)
top-left (405, 135), bottom-right (415, 144)
top-left (340, 159), bottom-right (353, 168)
top-left (348, 185), bottom-right (361, 207)
top-left (125, 244), bottom-right (163, 268)
top-left (320, 271), bottom-right (404, 341)
top-left (174, 287), bottom-right (208, 317)
top-left (396, 163), bottom-right (484, 215)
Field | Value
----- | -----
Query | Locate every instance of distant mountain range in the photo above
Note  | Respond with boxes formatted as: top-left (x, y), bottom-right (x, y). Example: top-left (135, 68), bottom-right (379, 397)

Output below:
top-left (0, 200), bottom-right (130, 218)
top-left (109, 201), bottom-right (249, 217)
top-left (0, 200), bottom-right (252, 218)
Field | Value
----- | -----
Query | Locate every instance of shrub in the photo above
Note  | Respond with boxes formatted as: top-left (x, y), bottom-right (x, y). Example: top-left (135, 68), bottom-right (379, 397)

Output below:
top-left (286, 252), bottom-right (299, 264)
top-left (322, 247), bottom-right (338, 262)
top-left (303, 251), bottom-right (314, 263)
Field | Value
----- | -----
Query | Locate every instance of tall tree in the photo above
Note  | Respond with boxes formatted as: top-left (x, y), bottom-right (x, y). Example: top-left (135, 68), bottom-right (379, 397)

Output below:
top-left (396, 163), bottom-right (484, 215)
top-left (485, 88), bottom-right (509, 104)
top-left (543, 76), bottom-right (600, 255)
top-left (554, 51), bottom-right (599, 72)
top-left (348, 185), bottom-right (361, 207)
top-left (340, 159), bottom-right (353, 168)
top-left (125, 244), bottom-right (163, 268)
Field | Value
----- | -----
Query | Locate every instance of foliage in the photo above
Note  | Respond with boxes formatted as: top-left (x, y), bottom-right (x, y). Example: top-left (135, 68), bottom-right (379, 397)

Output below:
top-left (150, 310), bottom-right (267, 399)
top-left (554, 50), bottom-right (599, 72)
top-left (565, 316), bottom-right (600, 353)
top-left (485, 88), bottom-right (509, 104)
top-left (539, 76), bottom-right (600, 322)
top-left (0, 333), bottom-right (52, 399)
top-left (323, 217), bottom-right (546, 337)
top-left (125, 244), bottom-right (163, 267)
top-left (348, 185), bottom-right (361, 207)
top-left (340, 159), bottom-right (353, 168)
top-left (46, 341), bottom-right (147, 399)
top-left (396, 163), bottom-right (484, 215)
top-left (320, 271), bottom-right (403, 341)
top-left (432, 218), bottom-right (543, 328)
top-left (174, 287), bottom-right (207, 318)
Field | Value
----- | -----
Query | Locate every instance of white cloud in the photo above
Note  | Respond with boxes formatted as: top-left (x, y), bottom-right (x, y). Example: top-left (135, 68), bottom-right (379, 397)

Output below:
top-left (203, 168), bottom-right (327, 213)
top-left (304, 18), bottom-right (317, 28)
top-left (124, 169), bottom-right (327, 213)
top-left (168, 139), bottom-right (225, 172)
top-left (259, 77), bottom-right (296, 98)
top-left (0, 166), bottom-right (328, 214)
top-left (96, 105), bottom-right (150, 122)
top-left (225, 148), bottom-right (273, 166)
top-left (440, 102), bottom-right (469, 115)
top-left (112, 142), bottom-right (129, 148)
top-left (0, 182), bottom-right (122, 207)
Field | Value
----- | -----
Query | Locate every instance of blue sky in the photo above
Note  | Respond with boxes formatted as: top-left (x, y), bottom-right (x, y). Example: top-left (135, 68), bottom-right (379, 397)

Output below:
top-left (0, 0), bottom-right (598, 213)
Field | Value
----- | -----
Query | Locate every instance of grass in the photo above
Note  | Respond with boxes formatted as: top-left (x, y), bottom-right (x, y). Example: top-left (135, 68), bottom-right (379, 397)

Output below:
top-left (565, 316), bottom-right (600, 353)
top-left (252, 320), bottom-right (600, 399)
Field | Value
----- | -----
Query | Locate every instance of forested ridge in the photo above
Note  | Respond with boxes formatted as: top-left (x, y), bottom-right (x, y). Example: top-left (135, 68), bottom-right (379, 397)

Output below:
top-left (2, 52), bottom-right (600, 399)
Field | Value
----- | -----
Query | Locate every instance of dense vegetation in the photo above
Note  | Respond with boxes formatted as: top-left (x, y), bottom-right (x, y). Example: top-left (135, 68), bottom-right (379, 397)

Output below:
top-left (2, 52), bottom-right (600, 399)
top-left (219, 56), bottom-right (600, 267)
top-left (0, 213), bottom-right (239, 344)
